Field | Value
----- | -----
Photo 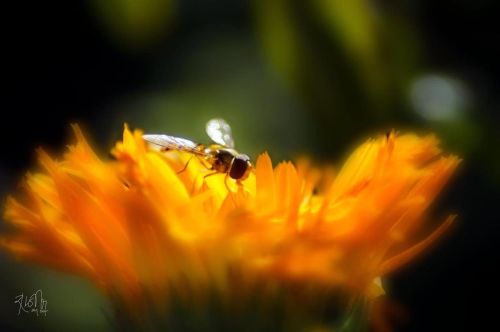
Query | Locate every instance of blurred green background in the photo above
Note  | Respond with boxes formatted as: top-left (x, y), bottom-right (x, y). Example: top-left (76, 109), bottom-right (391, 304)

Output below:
top-left (1, 0), bottom-right (499, 331)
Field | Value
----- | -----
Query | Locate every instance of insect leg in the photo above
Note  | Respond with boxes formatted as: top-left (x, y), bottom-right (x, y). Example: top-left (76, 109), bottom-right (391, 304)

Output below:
top-left (203, 171), bottom-right (220, 180)
top-left (195, 171), bottom-right (219, 193)
top-left (224, 173), bottom-right (240, 205)
top-left (177, 155), bottom-right (194, 174)
top-left (195, 155), bottom-right (213, 170)
top-left (189, 170), bottom-right (217, 195)
top-left (188, 156), bottom-right (214, 195)
top-left (224, 173), bottom-right (232, 193)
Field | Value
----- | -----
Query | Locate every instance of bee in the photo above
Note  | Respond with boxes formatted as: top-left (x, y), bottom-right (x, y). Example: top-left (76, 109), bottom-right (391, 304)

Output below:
top-left (143, 119), bottom-right (252, 185)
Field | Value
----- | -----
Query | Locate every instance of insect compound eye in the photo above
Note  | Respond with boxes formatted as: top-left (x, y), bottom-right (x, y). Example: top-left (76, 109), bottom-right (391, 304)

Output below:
top-left (229, 155), bottom-right (251, 180)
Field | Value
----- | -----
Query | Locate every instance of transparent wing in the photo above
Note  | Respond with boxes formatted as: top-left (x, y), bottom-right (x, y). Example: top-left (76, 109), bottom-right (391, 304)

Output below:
top-left (143, 134), bottom-right (206, 155)
top-left (205, 118), bottom-right (235, 148)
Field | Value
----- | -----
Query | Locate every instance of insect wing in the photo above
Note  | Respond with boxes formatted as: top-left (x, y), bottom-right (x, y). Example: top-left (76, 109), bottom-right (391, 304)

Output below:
top-left (205, 118), bottom-right (235, 148)
top-left (143, 134), bottom-right (204, 154)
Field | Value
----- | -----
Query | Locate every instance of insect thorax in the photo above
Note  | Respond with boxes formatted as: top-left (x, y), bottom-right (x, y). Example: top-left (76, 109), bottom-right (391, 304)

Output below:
top-left (207, 147), bottom-right (237, 173)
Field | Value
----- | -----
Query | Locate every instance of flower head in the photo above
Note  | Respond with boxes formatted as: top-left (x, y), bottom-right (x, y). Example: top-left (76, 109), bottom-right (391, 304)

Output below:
top-left (2, 125), bottom-right (459, 328)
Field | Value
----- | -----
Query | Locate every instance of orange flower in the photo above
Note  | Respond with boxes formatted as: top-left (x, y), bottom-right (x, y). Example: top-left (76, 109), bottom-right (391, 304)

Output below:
top-left (1, 125), bottom-right (459, 324)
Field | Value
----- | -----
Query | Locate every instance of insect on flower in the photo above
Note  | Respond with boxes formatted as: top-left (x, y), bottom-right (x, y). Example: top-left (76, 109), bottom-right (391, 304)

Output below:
top-left (1, 123), bottom-right (460, 331)
top-left (143, 118), bottom-right (252, 188)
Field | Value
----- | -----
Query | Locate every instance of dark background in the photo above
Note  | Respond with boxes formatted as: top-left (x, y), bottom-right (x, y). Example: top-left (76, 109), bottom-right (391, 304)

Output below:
top-left (2, 1), bottom-right (499, 331)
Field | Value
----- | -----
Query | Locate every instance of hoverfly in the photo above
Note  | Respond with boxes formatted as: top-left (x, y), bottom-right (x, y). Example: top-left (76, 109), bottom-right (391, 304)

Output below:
top-left (143, 119), bottom-right (252, 185)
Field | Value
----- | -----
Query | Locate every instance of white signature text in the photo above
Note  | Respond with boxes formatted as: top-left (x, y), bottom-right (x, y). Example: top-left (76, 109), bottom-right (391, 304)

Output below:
top-left (14, 289), bottom-right (48, 316)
